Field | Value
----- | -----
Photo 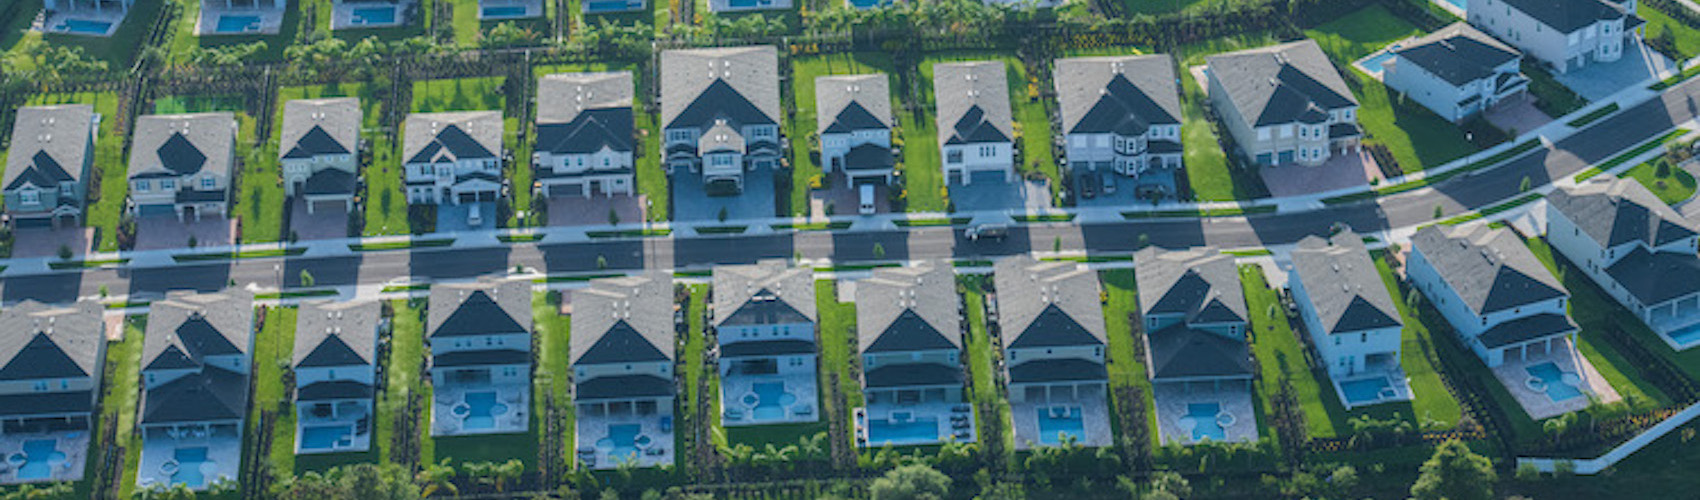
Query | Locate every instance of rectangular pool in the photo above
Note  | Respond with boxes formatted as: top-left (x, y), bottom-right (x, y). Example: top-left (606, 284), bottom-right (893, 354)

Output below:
top-left (1035, 406), bottom-right (1085, 446)
top-left (300, 425), bottom-right (354, 451)
top-left (56, 19), bottom-right (113, 35)
top-left (482, 5), bottom-right (530, 17)
top-left (748, 382), bottom-right (797, 421)
top-left (214, 15), bottom-right (261, 33)
top-left (1355, 49), bottom-right (1399, 77)
top-left (1667, 322), bottom-right (1700, 347)
top-left (457, 391), bottom-right (509, 430)
top-left (1527, 362), bottom-right (1585, 402)
top-left (586, 0), bottom-right (638, 11)
top-left (867, 416), bottom-right (939, 446)
top-left (352, 7), bottom-right (398, 25)
top-left (12, 439), bottom-right (65, 480)
top-left (1340, 377), bottom-right (1394, 406)
top-left (727, 0), bottom-right (774, 8)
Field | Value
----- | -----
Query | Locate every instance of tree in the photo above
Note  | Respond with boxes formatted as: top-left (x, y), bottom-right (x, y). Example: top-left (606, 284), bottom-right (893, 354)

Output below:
top-left (417, 459), bottom-right (458, 497)
top-left (870, 464), bottom-right (950, 500)
top-left (1520, 175), bottom-right (1532, 192)
top-left (1410, 440), bottom-right (1496, 500)
top-left (1433, 204), bottom-right (1444, 219)
top-left (872, 242), bottom-right (886, 259)
top-left (58, 244), bottom-right (72, 260)
top-left (300, 269), bottom-right (316, 287)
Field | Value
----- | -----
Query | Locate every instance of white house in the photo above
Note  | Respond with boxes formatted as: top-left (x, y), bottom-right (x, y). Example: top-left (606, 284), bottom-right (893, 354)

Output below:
top-left (137, 291), bottom-right (254, 491)
top-left (816, 74), bottom-right (896, 185)
top-left (1133, 246), bottom-right (1258, 445)
top-left (992, 256), bottom-right (1112, 449)
top-left (1206, 41), bottom-right (1361, 167)
top-left (403, 111), bottom-right (504, 206)
top-left (280, 98), bottom-right (361, 214)
top-left (1547, 176), bottom-right (1700, 341)
top-left (660, 47), bottom-right (782, 194)
top-left (427, 279), bottom-right (532, 436)
top-left (127, 113), bottom-right (238, 221)
top-left (535, 72), bottom-right (636, 198)
top-left (713, 260), bottom-right (819, 426)
top-left (571, 272), bottom-right (676, 469)
top-left (292, 299), bottom-right (380, 455)
top-left (4, 105), bottom-right (97, 229)
top-left (855, 261), bottom-right (971, 447)
top-left (934, 61), bottom-right (1015, 185)
top-left (1408, 225), bottom-right (1578, 367)
top-left (1054, 55), bottom-right (1183, 181)
top-left (1289, 231), bottom-right (1404, 378)
top-left (0, 300), bottom-right (106, 476)
top-left (1383, 23), bottom-right (1530, 123)
top-left (1467, 0), bottom-right (1640, 73)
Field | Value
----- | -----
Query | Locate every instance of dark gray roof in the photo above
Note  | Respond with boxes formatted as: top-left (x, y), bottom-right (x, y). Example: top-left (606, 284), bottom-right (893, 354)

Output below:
top-left (297, 380), bottom-right (373, 401)
top-left (0, 391), bottom-right (93, 417)
top-left (0, 300), bottom-right (104, 381)
top-left (433, 349), bottom-right (529, 367)
top-left (1008, 357), bottom-right (1107, 384)
top-left (933, 61), bottom-right (1014, 146)
top-left (816, 74), bottom-right (893, 135)
top-left (1055, 55), bottom-right (1181, 136)
top-left (1497, 0), bottom-right (1631, 33)
top-left (660, 46), bottom-right (780, 131)
top-left (128, 114), bottom-right (237, 181)
top-left (5, 105), bottom-right (94, 191)
top-left (1134, 247), bottom-right (1248, 325)
top-left (1476, 313), bottom-right (1577, 348)
top-left (721, 339), bottom-right (816, 357)
top-left (1290, 231), bottom-right (1403, 334)
top-left (302, 168), bottom-right (356, 196)
top-left (537, 72), bottom-right (634, 156)
top-left (1392, 23), bottom-right (1522, 87)
top-left (1410, 225), bottom-right (1567, 315)
top-left (143, 291), bottom-right (253, 372)
top-left (536, 108), bottom-right (633, 155)
top-left (279, 98), bottom-right (360, 160)
top-left (294, 299), bottom-right (380, 368)
top-left (1549, 175), bottom-right (1700, 250)
top-left (844, 144), bottom-right (894, 171)
top-left (1606, 246), bottom-right (1700, 306)
top-left (1145, 323), bottom-right (1254, 381)
top-left (992, 256), bottom-right (1107, 350)
top-left (428, 279), bottom-right (532, 338)
top-left (857, 261), bottom-right (960, 354)
top-left (865, 363), bottom-right (963, 388)
top-left (713, 259), bottom-right (816, 328)
top-left (402, 111), bottom-right (503, 165)
top-left (1206, 41), bottom-right (1357, 128)
top-left (570, 272), bottom-right (675, 366)
top-left (575, 374), bottom-right (673, 400)
top-left (140, 366), bottom-right (247, 424)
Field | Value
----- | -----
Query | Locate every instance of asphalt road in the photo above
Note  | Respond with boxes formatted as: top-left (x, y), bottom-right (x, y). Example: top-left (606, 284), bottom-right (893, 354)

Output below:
top-left (7, 79), bottom-right (1700, 303)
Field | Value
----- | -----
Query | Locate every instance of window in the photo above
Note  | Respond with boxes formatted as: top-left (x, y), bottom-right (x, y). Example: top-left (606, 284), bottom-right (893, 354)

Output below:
top-left (202, 176), bottom-right (215, 189)
top-left (135, 180), bottom-right (150, 191)
top-left (668, 130), bottom-right (691, 142)
top-left (161, 179), bottom-right (175, 190)
top-left (60, 183), bottom-right (73, 197)
top-left (1360, 333), bottom-right (1367, 343)
top-left (18, 190), bottom-right (38, 205)
top-left (947, 150), bottom-right (963, 164)
top-left (1279, 125), bottom-right (1293, 138)
top-left (1257, 128), bottom-right (1271, 141)
top-left (1335, 336), bottom-right (1341, 345)
top-left (979, 145), bottom-right (996, 157)
top-left (32, 381), bottom-right (47, 392)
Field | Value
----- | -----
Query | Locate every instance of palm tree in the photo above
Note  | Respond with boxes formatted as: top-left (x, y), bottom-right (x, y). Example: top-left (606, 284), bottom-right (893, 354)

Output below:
top-left (417, 459), bottom-right (458, 497)
top-left (493, 459), bottom-right (524, 492)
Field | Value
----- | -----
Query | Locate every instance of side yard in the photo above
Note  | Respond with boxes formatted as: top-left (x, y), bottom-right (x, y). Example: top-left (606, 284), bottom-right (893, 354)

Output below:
top-left (814, 279), bottom-right (864, 442)
top-left (275, 83), bottom-right (395, 236)
top-left (533, 291), bottom-right (576, 470)
top-left (23, 92), bottom-right (128, 252)
top-left (960, 275), bottom-right (1014, 452)
top-left (154, 95), bottom-right (276, 244)
top-left (785, 52), bottom-right (896, 217)
top-left (1239, 265), bottom-right (1338, 439)
top-left (1098, 270), bottom-right (1161, 448)
top-left (249, 306), bottom-right (300, 475)
top-left (917, 52), bottom-right (1059, 208)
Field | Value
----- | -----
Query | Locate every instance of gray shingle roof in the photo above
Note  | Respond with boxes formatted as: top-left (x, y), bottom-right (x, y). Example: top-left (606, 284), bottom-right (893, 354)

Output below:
top-left (1134, 247), bottom-right (1247, 325)
top-left (402, 111), bottom-right (503, 165)
top-left (0, 391), bottom-right (93, 417)
top-left (721, 339), bottom-right (817, 357)
top-left (1206, 41), bottom-right (1357, 128)
top-left (865, 363), bottom-right (963, 388)
top-left (0, 300), bottom-right (104, 382)
top-left (1392, 23), bottom-right (1521, 87)
top-left (1145, 323), bottom-right (1254, 380)
top-left (570, 272), bottom-right (675, 366)
top-left (933, 61), bottom-right (1014, 146)
top-left (1410, 225), bottom-right (1567, 315)
top-left (815, 74), bottom-right (893, 135)
top-left (1606, 246), bottom-right (1700, 306)
top-left (294, 299), bottom-right (380, 368)
top-left (537, 72), bottom-right (634, 155)
top-left (1008, 358), bottom-right (1107, 383)
top-left (279, 98), bottom-right (360, 160)
top-left (1290, 231), bottom-right (1403, 334)
top-left (128, 113), bottom-right (237, 181)
top-left (142, 290), bottom-right (253, 372)
top-left (1055, 55), bottom-right (1181, 136)
top-left (428, 279), bottom-right (532, 338)
top-left (660, 46), bottom-right (780, 131)
top-left (856, 261), bottom-right (960, 354)
top-left (713, 259), bottom-right (816, 328)
top-left (1476, 312), bottom-right (1576, 348)
top-left (141, 366), bottom-right (247, 424)
top-left (302, 168), bottom-right (356, 196)
top-left (5, 105), bottom-right (94, 190)
top-left (576, 374), bottom-right (674, 400)
top-left (992, 256), bottom-right (1107, 350)
top-left (297, 380), bottom-right (374, 401)
top-left (1549, 175), bottom-right (1700, 250)
top-left (1497, 0), bottom-right (1631, 33)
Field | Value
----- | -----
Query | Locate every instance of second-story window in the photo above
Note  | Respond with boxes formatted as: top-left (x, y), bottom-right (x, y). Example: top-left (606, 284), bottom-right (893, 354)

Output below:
top-left (19, 190), bottom-right (38, 205)
top-left (201, 176), bottom-right (215, 189)
top-left (161, 179), bottom-right (175, 190)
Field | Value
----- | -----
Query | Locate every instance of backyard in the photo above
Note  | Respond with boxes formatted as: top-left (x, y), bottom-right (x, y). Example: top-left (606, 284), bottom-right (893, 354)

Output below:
top-left (1098, 270), bottom-right (1161, 446)
top-left (105, 318), bottom-right (147, 499)
top-left (1523, 238), bottom-right (1675, 411)
top-left (166, 0), bottom-right (306, 64)
top-left (1239, 265), bottom-right (1340, 439)
top-left (961, 275), bottom-right (1014, 452)
top-left (377, 299), bottom-right (427, 465)
top-left (785, 52), bottom-right (897, 217)
top-left (533, 291), bottom-right (576, 470)
top-left (249, 307), bottom-right (301, 475)
top-left (682, 284), bottom-right (725, 452)
top-left (814, 280), bottom-right (864, 436)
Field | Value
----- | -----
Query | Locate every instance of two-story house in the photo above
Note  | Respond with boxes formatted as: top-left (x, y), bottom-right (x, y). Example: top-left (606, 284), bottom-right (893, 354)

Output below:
top-left (1468, 0), bottom-right (1639, 73)
top-left (5, 105), bottom-right (97, 229)
top-left (815, 74), bottom-right (896, 185)
top-left (427, 279), bottom-right (531, 436)
top-left (1134, 246), bottom-right (1257, 444)
top-left (713, 260), bottom-right (818, 426)
top-left (934, 61), bottom-right (1015, 186)
top-left (1547, 176), bottom-right (1700, 344)
top-left (292, 299), bottom-right (380, 455)
top-left (279, 98), bottom-right (361, 215)
top-left (1408, 225), bottom-right (1578, 366)
top-left (992, 256), bottom-right (1111, 448)
top-left (1289, 231), bottom-right (1411, 408)
top-left (127, 113), bottom-right (237, 221)
top-left (1055, 55), bottom-right (1183, 185)
top-left (137, 291), bottom-right (253, 490)
top-left (0, 300), bottom-right (105, 443)
top-left (535, 72), bottom-right (636, 198)
top-left (403, 111), bottom-right (504, 206)
top-left (1383, 23), bottom-right (1530, 123)
top-left (571, 272), bottom-right (675, 469)
top-left (1206, 41), bottom-right (1361, 167)
top-left (856, 261), bottom-right (970, 446)
top-left (660, 46), bottom-right (782, 194)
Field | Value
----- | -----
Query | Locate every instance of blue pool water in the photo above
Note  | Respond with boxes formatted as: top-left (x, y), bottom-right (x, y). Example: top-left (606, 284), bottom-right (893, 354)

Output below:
top-left (12, 440), bottom-right (64, 480)
top-left (1434, 0), bottom-right (1466, 10)
top-left (458, 391), bottom-right (509, 430)
top-left (1357, 50), bottom-right (1400, 76)
top-left (867, 416), bottom-right (939, 445)
top-left (1340, 377), bottom-right (1394, 405)
top-left (1528, 362), bottom-right (1585, 402)
top-left (1035, 406), bottom-right (1085, 446)
top-left (352, 7), bottom-right (397, 24)
top-left (56, 19), bottom-right (113, 34)
top-left (848, 0), bottom-right (883, 7)
top-left (170, 447), bottom-right (210, 488)
top-left (749, 382), bottom-right (798, 421)
top-left (300, 425), bottom-right (353, 450)
top-left (1668, 323), bottom-right (1700, 346)
top-left (1185, 403), bottom-right (1226, 442)
top-left (596, 424), bottom-right (643, 461)
top-left (214, 15), bottom-right (260, 33)
top-left (586, 0), bottom-right (636, 11)
top-left (482, 5), bottom-right (529, 17)
top-left (728, 0), bottom-right (772, 7)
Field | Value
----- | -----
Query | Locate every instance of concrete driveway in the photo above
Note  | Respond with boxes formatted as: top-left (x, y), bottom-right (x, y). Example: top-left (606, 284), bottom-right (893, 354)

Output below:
top-left (949, 171), bottom-right (1052, 212)
top-left (548, 194), bottom-right (649, 226)
top-left (811, 173), bottom-right (891, 217)
top-left (1259, 148), bottom-right (1382, 198)
top-left (11, 226), bottom-right (94, 258)
top-left (1556, 41), bottom-right (1673, 101)
top-left (671, 167), bottom-right (776, 222)
top-left (1074, 168), bottom-right (1177, 207)
top-left (438, 202), bottom-right (499, 233)
top-left (135, 215), bottom-right (236, 251)
top-left (289, 203), bottom-right (350, 241)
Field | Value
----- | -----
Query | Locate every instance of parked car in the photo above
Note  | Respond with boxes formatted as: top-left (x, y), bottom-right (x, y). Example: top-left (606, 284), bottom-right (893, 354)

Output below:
top-left (965, 224), bottom-right (1008, 242)
top-left (468, 204), bottom-right (483, 227)
top-left (1102, 173), bottom-right (1116, 194)
top-left (859, 184), bottom-right (876, 215)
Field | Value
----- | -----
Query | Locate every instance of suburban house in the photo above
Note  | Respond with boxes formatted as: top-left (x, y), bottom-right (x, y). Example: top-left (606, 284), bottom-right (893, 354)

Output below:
top-left (1054, 55), bottom-right (1183, 193)
top-left (137, 291), bottom-right (254, 490)
top-left (660, 46), bottom-right (782, 194)
top-left (992, 256), bottom-right (1111, 448)
top-left (855, 261), bottom-right (973, 446)
top-left (279, 98), bottom-right (361, 214)
top-left (713, 260), bottom-right (819, 426)
top-left (127, 113), bottom-right (238, 221)
top-left (934, 61), bottom-right (1015, 185)
top-left (1289, 230), bottom-right (1412, 408)
top-left (1408, 225), bottom-right (1578, 367)
top-left (1382, 23), bottom-right (1530, 123)
top-left (402, 111), bottom-right (504, 206)
top-left (815, 74), bottom-right (896, 185)
top-left (0, 300), bottom-right (105, 484)
top-left (426, 279), bottom-right (532, 436)
top-left (5, 105), bottom-right (97, 229)
top-left (707, 0), bottom-right (791, 13)
top-left (1206, 41), bottom-right (1361, 167)
top-left (535, 72), bottom-right (636, 198)
top-left (1467, 0), bottom-right (1639, 73)
top-left (1134, 246), bottom-right (1257, 445)
top-left (1547, 176), bottom-right (1700, 345)
top-left (582, 0), bottom-right (646, 14)
top-left (570, 272), bottom-right (676, 469)
top-left (292, 299), bottom-right (380, 455)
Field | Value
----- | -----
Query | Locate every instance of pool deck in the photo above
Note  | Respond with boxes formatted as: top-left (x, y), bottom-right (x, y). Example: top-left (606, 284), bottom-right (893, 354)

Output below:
top-left (719, 372), bottom-right (820, 427)
top-left (1491, 338), bottom-right (1621, 420)
top-left (855, 401), bottom-right (977, 448)
top-left (431, 383), bottom-right (530, 436)
top-left (194, 4), bottom-right (287, 36)
top-left (0, 432), bottom-right (89, 484)
top-left (575, 406), bottom-right (675, 470)
top-left (331, 1), bottom-right (415, 30)
top-left (1010, 392), bottom-right (1113, 450)
top-left (478, 0), bottom-right (544, 19)
top-left (294, 400), bottom-right (374, 455)
top-left (136, 432), bottom-right (242, 491)
top-left (1152, 382), bottom-right (1260, 446)
top-left (1329, 368), bottom-right (1416, 411)
top-left (37, 9), bottom-right (127, 37)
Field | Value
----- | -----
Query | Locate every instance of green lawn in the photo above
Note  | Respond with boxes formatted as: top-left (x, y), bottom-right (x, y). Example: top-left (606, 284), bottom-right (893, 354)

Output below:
top-left (1643, 3), bottom-right (1700, 60)
top-left (534, 62), bottom-right (668, 222)
top-left (785, 53), bottom-right (896, 216)
top-left (1305, 5), bottom-right (1420, 62)
top-left (961, 275), bottom-right (1013, 451)
top-left (1366, 253), bottom-right (1467, 431)
top-left (919, 53), bottom-right (1060, 208)
top-left (1117, 0), bottom-right (1246, 16)
top-left (2, 0), bottom-right (163, 68)
top-left (250, 306), bottom-right (300, 476)
top-left (411, 77), bottom-right (523, 226)
top-left (1523, 237), bottom-right (1673, 410)
top-left (533, 291), bottom-right (576, 469)
top-left (20, 92), bottom-right (128, 251)
top-left (152, 96), bottom-right (281, 243)
top-left (277, 83), bottom-right (391, 236)
top-left (166, 0), bottom-right (307, 64)
top-left (378, 299), bottom-right (427, 465)
top-left (1179, 71), bottom-right (1251, 201)
top-left (1623, 158), bottom-right (1698, 206)
top-left (1524, 61), bottom-right (1589, 118)
top-left (1239, 265), bottom-right (1339, 439)
top-left (683, 284), bottom-right (724, 453)
top-left (1098, 270), bottom-right (1161, 447)
top-left (815, 279), bottom-right (864, 438)
top-left (106, 318), bottom-right (148, 500)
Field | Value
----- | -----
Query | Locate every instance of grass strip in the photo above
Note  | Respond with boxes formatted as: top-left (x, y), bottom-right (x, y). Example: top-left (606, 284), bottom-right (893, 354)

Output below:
top-left (171, 247), bottom-right (307, 262)
top-left (348, 239), bottom-right (456, 251)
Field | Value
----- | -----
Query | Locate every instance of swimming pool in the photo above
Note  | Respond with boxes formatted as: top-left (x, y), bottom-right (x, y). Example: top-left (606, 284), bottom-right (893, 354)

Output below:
top-left (1527, 362), bottom-right (1585, 402)
top-left (728, 0), bottom-right (773, 8)
top-left (747, 382), bottom-right (798, 421)
top-left (169, 447), bottom-right (211, 488)
top-left (1432, 0), bottom-right (1466, 11)
top-left (56, 19), bottom-right (113, 35)
top-left (455, 391), bottom-right (510, 430)
top-left (1667, 322), bottom-right (1700, 347)
top-left (1356, 49), bottom-right (1400, 77)
top-left (351, 7), bottom-right (398, 25)
top-left (585, 0), bottom-right (637, 11)
top-left (300, 425), bottom-right (354, 451)
top-left (482, 5), bottom-right (530, 17)
top-left (214, 15), bottom-right (261, 33)
top-left (1340, 377), bottom-right (1395, 406)
top-left (866, 415), bottom-right (939, 446)
top-left (1035, 406), bottom-right (1085, 446)
top-left (1183, 403), bottom-right (1226, 442)
top-left (595, 424), bottom-right (644, 462)
top-left (11, 440), bottom-right (65, 480)
top-left (848, 0), bottom-right (884, 7)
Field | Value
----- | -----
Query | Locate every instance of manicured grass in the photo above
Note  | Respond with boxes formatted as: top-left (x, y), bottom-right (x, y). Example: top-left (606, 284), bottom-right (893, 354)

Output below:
top-left (1567, 103), bottom-right (1620, 128)
top-left (897, 76), bottom-right (946, 213)
top-left (1121, 205), bottom-right (1278, 219)
top-left (24, 92), bottom-right (127, 251)
top-left (2, 0), bottom-right (163, 68)
top-left (378, 299), bottom-right (426, 465)
top-left (348, 238), bottom-right (455, 251)
top-left (1523, 237), bottom-right (1674, 410)
top-left (919, 53), bottom-right (1060, 207)
top-left (534, 62), bottom-right (668, 222)
top-left (150, 95), bottom-right (282, 242)
top-left (1098, 270), bottom-right (1161, 446)
top-left (105, 318), bottom-right (147, 500)
top-left (277, 83), bottom-right (384, 235)
top-left (250, 306), bottom-right (300, 475)
top-left (1322, 139), bottom-right (1544, 204)
top-left (1117, 0), bottom-right (1243, 16)
top-left (1524, 61), bottom-right (1589, 118)
top-left (1435, 192), bottom-right (1544, 225)
top-left (411, 77), bottom-right (518, 225)
top-left (173, 247), bottom-right (308, 262)
top-left (815, 279), bottom-right (864, 435)
top-left (786, 53), bottom-right (896, 216)
top-left (1643, 3), bottom-right (1700, 60)
top-left (1366, 253), bottom-right (1466, 430)
top-left (166, 0), bottom-right (306, 64)
top-left (533, 291), bottom-right (576, 468)
top-left (1624, 158), bottom-right (1698, 206)
top-left (891, 217), bottom-right (972, 227)
top-left (683, 284), bottom-right (725, 451)
top-left (1239, 265), bottom-right (1339, 438)
top-left (960, 275), bottom-right (1013, 451)
top-left (1178, 69), bottom-right (1246, 201)
top-left (1576, 129), bottom-right (1692, 181)
top-left (1305, 5), bottom-right (1421, 62)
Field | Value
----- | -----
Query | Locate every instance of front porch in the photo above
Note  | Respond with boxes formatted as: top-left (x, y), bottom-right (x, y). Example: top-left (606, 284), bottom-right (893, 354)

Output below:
top-left (1490, 336), bottom-right (1620, 420)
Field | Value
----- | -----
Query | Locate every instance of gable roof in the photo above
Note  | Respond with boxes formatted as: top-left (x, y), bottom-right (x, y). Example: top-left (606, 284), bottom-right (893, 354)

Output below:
top-left (402, 111), bottom-right (503, 165)
top-left (5, 105), bottom-right (94, 191)
top-left (537, 72), bottom-right (635, 156)
top-left (660, 46), bottom-right (780, 131)
top-left (1055, 55), bottom-right (1182, 136)
top-left (1549, 175), bottom-right (1700, 249)
top-left (816, 74), bottom-right (894, 135)
top-left (713, 259), bottom-right (817, 328)
top-left (128, 113), bottom-right (237, 180)
top-left (1411, 224), bottom-right (1568, 315)
top-left (992, 256), bottom-right (1107, 350)
top-left (1290, 231), bottom-right (1403, 334)
top-left (302, 168), bottom-right (356, 196)
top-left (294, 299), bottom-right (380, 368)
top-left (1495, 0), bottom-right (1631, 33)
top-left (279, 98), bottom-right (360, 160)
top-left (1134, 246), bottom-right (1248, 325)
top-left (933, 61), bottom-right (1015, 146)
top-left (570, 272), bottom-right (675, 366)
top-left (1392, 23), bottom-right (1522, 87)
top-left (428, 279), bottom-right (532, 338)
top-left (142, 290), bottom-right (254, 372)
top-left (1146, 323), bottom-right (1255, 380)
top-left (1605, 245), bottom-right (1700, 306)
top-left (1206, 40), bottom-right (1358, 128)
top-left (856, 261), bottom-right (960, 354)
top-left (0, 300), bottom-right (104, 382)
